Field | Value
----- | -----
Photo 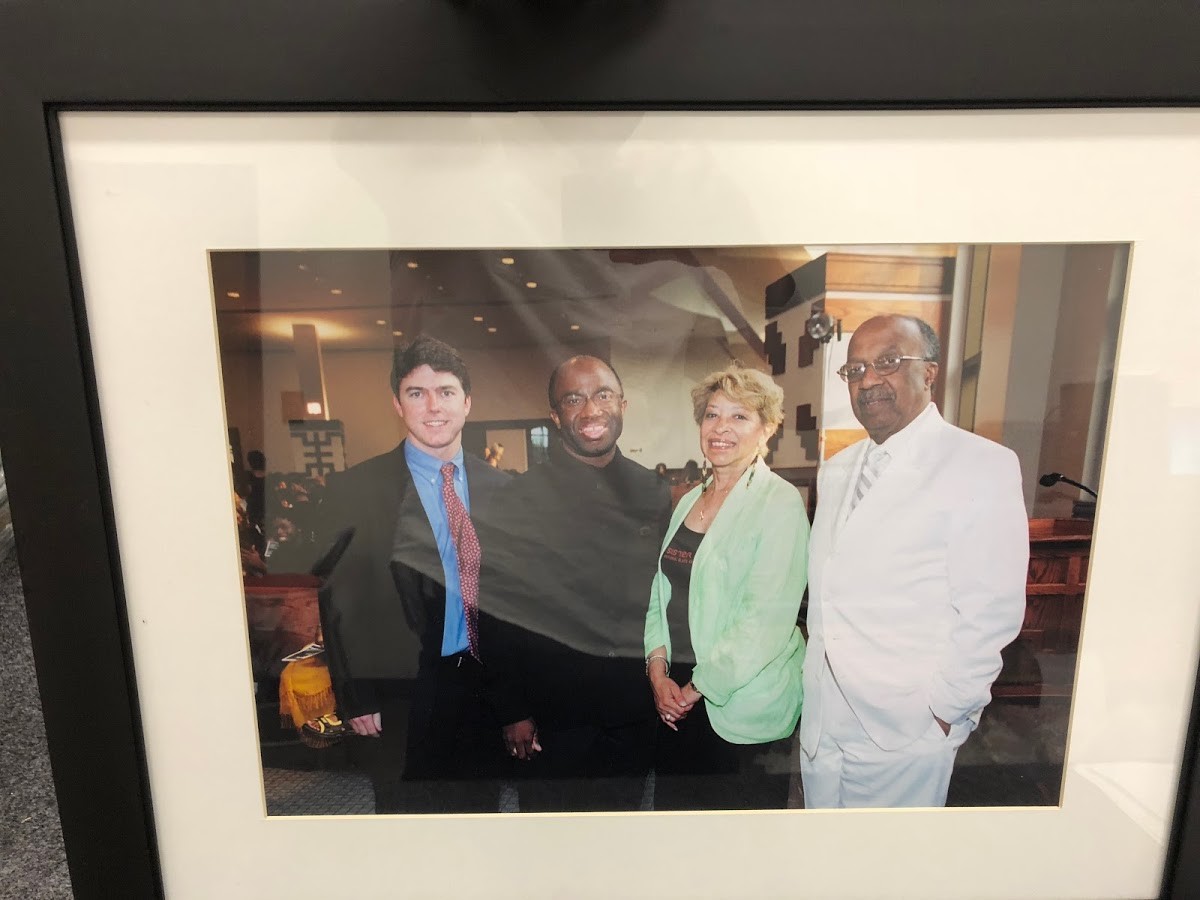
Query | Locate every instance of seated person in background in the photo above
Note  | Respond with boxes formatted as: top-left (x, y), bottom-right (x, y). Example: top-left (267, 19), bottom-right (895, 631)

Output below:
top-left (679, 459), bottom-right (701, 485)
top-left (262, 515), bottom-right (312, 573)
top-left (645, 363), bottom-right (808, 810)
top-left (245, 449), bottom-right (267, 532)
top-left (487, 442), bottom-right (505, 469)
top-left (278, 648), bottom-right (347, 749)
top-left (235, 492), bottom-right (268, 576)
top-left (670, 458), bottom-right (703, 509)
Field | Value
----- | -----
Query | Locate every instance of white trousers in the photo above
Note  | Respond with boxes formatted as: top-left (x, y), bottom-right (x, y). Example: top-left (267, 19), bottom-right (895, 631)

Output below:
top-left (800, 656), bottom-right (971, 809)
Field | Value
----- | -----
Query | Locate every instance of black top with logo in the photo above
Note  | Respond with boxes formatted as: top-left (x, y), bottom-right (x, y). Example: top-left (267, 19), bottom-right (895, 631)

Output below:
top-left (660, 524), bottom-right (704, 665)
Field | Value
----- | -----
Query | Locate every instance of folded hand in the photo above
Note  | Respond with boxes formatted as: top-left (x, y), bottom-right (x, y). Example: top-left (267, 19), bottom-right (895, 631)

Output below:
top-left (651, 676), bottom-right (693, 731)
top-left (348, 712), bottom-right (382, 737)
top-left (503, 718), bottom-right (542, 759)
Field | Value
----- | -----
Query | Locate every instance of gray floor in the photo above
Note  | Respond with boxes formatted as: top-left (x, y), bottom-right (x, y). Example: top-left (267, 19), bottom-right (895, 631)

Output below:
top-left (263, 767), bottom-right (375, 816)
top-left (0, 547), bottom-right (73, 899)
top-left (259, 687), bottom-right (1066, 815)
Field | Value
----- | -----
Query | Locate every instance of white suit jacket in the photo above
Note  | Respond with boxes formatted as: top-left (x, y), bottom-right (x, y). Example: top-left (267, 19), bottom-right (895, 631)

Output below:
top-left (800, 404), bottom-right (1029, 753)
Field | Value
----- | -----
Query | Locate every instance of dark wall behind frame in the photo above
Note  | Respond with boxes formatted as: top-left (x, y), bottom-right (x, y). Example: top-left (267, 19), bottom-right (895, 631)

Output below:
top-left (1, 2), bottom-right (1198, 898)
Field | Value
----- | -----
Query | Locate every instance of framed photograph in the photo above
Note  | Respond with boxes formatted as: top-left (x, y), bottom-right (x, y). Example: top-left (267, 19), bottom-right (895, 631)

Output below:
top-left (209, 239), bottom-right (1118, 823)
top-left (3, 3), bottom-right (1199, 898)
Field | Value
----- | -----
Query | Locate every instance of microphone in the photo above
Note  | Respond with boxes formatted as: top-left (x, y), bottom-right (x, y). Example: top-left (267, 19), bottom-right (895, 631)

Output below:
top-left (1038, 472), bottom-right (1098, 498)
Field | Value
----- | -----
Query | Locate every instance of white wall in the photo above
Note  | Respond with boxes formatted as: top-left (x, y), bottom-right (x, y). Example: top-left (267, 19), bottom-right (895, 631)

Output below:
top-left (260, 350), bottom-right (302, 472)
top-left (218, 349), bottom-right (266, 464)
top-left (821, 334), bottom-right (856, 432)
top-left (321, 348), bottom-right (401, 466)
top-left (611, 335), bottom-right (742, 469)
top-left (1005, 245), bottom-right (1067, 510)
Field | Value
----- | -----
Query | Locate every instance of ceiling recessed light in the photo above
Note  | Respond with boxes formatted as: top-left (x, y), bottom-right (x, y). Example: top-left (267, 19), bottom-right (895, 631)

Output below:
top-left (569, 324), bottom-right (581, 331)
top-left (487, 327), bottom-right (498, 334)
top-left (472, 315), bottom-right (484, 323)
top-left (392, 330), bottom-right (404, 337)
top-left (500, 256), bottom-right (515, 265)
top-left (298, 264), bottom-right (308, 272)
top-left (226, 291), bottom-right (240, 299)
top-left (406, 261), bottom-right (419, 269)
top-left (375, 319), bottom-right (386, 326)
top-left (525, 281), bottom-right (538, 289)
top-left (330, 288), bottom-right (342, 295)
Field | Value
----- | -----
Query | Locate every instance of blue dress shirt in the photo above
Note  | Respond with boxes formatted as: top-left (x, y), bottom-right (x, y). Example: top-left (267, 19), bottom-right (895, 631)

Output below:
top-left (403, 441), bottom-right (470, 656)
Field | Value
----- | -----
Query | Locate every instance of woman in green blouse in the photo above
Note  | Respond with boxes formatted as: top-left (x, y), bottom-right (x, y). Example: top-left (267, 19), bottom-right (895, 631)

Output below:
top-left (644, 364), bottom-right (808, 810)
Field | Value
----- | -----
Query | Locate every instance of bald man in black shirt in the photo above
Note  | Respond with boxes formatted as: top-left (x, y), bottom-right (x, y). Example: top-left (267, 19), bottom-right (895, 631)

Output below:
top-left (479, 356), bottom-right (670, 812)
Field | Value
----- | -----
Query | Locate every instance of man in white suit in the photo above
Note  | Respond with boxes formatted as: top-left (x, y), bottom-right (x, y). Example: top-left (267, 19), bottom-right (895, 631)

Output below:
top-left (800, 314), bottom-right (1028, 808)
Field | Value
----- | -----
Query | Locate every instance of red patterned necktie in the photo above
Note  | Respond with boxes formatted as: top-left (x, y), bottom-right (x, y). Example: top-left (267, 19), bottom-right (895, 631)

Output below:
top-left (440, 462), bottom-right (481, 660)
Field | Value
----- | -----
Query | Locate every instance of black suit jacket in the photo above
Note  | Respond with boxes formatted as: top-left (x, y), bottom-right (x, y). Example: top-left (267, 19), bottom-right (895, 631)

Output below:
top-left (317, 442), bottom-right (509, 734)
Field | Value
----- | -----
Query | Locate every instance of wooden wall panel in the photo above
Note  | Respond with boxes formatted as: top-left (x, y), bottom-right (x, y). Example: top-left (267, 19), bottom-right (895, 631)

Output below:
top-left (824, 253), bottom-right (951, 294)
top-left (823, 298), bottom-right (948, 333)
top-left (823, 427), bottom-right (867, 459)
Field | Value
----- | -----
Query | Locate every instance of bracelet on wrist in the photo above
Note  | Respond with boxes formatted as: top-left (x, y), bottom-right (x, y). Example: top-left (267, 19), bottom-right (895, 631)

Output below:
top-left (645, 654), bottom-right (669, 678)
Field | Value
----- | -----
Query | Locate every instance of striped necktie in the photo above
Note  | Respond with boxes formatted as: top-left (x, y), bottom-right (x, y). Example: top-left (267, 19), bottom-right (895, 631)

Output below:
top-left (440, 462), bottom-right (481, 660)
top-left (851, 444), bottom-right (890, 513)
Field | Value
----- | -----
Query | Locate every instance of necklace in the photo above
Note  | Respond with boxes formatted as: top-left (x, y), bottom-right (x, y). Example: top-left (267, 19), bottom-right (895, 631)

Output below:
top-left (697, 457), bottom-right (758, 523)
top-left (698, 478), bottom-right (734, 522)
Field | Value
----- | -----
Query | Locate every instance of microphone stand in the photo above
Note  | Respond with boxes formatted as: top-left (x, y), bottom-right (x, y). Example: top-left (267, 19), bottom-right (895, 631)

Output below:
top-left (1038, 472), bottom-right (1098, 518)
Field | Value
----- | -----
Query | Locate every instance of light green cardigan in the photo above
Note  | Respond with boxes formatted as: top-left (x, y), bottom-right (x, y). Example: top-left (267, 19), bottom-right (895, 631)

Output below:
top-left (644, 458), bottom-right (808, 744)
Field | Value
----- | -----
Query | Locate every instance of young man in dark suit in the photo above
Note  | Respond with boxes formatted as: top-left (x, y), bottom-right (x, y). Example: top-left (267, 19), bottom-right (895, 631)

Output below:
top-left (318, 335), bottom-right (509, 813)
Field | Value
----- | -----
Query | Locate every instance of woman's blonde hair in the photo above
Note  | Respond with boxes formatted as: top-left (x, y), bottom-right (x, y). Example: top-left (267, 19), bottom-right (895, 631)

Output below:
top-left (690, 364), bottom-right (785, 447)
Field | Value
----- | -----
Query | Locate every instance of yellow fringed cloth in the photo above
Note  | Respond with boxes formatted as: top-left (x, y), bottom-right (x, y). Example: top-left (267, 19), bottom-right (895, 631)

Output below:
top-left (278, 656), bottom-right (337, 730)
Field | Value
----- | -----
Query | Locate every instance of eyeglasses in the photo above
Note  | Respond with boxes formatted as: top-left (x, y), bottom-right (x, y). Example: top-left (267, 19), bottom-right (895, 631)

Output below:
top-left (556, 389), bottom-right (623, 409)
top-left (837, 354), bottom-right (933, 383)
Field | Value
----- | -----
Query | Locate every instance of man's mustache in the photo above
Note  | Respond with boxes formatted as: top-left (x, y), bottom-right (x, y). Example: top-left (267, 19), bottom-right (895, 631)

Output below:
top-left (856, 387), bottom-right (894, 403)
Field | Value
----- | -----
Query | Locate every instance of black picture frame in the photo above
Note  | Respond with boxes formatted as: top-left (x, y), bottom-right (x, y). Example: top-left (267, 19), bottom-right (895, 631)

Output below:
top-left (1, 2), bottom-right (1198, 897)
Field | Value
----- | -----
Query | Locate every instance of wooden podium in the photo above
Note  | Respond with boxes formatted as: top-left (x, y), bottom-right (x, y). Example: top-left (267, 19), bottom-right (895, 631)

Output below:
top-left (993, 517), bottom-right (1093, 699)
top-left (243, 574), bottom-right (322, 680)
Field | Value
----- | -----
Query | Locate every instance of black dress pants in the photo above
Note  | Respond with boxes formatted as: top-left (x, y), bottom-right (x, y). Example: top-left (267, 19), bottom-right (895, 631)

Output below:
top-left (361, 655), bottom-right (505, 814)
top-left (652, 664), bottom-right (792, 811)
top-left (515, 716), bottom-right (656, 813)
